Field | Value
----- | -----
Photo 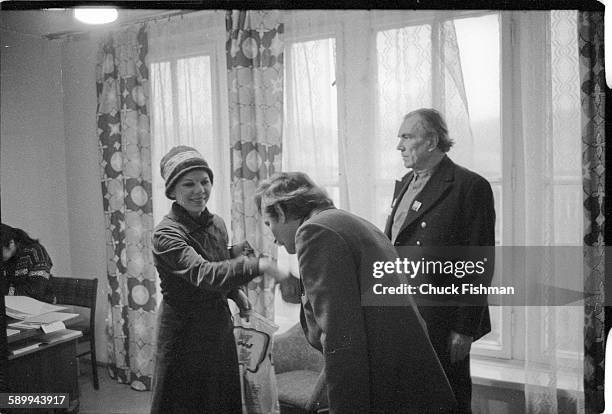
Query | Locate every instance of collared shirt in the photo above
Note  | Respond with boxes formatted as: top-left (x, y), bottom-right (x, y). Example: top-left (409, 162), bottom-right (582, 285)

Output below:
top-left (391, 158), bottom-right (444, 243)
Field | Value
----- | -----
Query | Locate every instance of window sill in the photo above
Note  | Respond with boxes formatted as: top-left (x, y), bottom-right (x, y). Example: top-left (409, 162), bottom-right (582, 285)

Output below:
top-left (471, 355), bottom-right (583, 393)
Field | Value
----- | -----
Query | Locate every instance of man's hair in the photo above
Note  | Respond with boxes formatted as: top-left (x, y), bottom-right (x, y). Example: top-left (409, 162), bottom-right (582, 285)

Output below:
top-left (404, 108), bottom-right (454, 152)
top-left (1, 223), bottom-right (38, 249)
top-left (255, 172), bottom-right (334, 220)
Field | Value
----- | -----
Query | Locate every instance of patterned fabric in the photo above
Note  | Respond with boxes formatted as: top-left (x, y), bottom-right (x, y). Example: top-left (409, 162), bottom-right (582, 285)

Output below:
top-left (159, 145), bottom-right (214, 198)
top-left (3, 243), bottom-right (54, 303)
top-left (578, 11), bottom-right (605, 414)
top-left (96, 25), bottom-right (156, 391)
top-left (226, 10), bottom-right (284, 319)
top-left (9, 244), bottom-right (52, 278)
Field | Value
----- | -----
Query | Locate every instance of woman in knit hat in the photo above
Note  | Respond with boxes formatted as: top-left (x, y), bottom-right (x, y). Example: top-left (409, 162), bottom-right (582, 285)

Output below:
top-left (150, 145), bottom-right (287, 414)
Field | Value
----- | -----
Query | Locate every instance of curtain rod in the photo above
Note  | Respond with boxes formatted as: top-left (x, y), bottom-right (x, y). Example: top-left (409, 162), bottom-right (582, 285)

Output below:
top-left (44, 9), bottom-right (211, 40)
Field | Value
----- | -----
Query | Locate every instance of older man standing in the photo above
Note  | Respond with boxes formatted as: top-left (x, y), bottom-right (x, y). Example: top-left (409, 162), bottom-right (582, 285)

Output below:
top-left (385, 108), bottom-right (495, 413)
top-left (256, 172), bottom-right (454, 414)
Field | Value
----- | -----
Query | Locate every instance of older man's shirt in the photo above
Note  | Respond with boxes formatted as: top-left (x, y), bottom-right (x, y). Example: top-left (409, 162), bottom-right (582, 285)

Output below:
top-left (391, 160), bottom-right (443, 243)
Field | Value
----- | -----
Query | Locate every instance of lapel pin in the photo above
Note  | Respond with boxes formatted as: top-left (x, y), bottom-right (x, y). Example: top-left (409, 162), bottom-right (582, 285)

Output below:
top-left (412, 200), bottom-right (422, 211)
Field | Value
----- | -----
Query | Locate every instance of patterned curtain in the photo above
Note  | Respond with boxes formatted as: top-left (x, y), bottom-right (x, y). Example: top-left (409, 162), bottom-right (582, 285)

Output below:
top-left (96, 26), bottom-right (156, 391)
top-left (578, 11), bottom-right (605, 414)
top-left (226, 11), bottom-right (284, 319)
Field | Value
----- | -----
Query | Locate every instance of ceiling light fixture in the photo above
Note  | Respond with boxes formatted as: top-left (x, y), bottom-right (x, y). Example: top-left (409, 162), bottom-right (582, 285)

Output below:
top-left (74, 8), bottom-right (118, 25)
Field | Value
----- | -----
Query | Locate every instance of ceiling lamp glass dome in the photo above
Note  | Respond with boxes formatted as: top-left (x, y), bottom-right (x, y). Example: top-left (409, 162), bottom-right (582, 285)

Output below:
top-left (74, 8), bottom-right (118, 25)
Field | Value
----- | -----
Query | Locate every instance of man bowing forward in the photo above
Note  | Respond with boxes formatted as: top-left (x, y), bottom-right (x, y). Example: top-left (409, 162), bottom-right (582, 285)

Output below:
top-left (256, 172), bottom-right (454, 414)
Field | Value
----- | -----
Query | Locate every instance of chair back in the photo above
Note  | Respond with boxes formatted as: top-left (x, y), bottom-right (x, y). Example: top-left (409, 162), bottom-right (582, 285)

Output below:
top-left (273, 323), bottom-right (324, 374)
top-left (273, 323), bottom-right (328, 412)
top-left (52, 276), bottom-right (98, 313)
top-left (50, 276), bottom-right (100, 389)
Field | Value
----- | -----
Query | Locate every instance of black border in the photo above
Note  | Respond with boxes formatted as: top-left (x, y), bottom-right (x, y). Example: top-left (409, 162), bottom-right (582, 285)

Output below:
top-left (606, 84), bottom-right (611, 343)
top-left (0, 0), bottom-right (609, 410)
top-left (0, 0), bottom-right (605, 11)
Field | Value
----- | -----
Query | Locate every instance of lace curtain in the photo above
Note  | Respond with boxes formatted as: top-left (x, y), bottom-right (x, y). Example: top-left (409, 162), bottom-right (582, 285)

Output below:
top-left (146, 12), bottom-right (232, 339)
top-left (509, 10), bottom-right (585, 413)
top-left (282, 10), bottom-right (474, 226)
top-left (276, 8), bottom-right (478, 328)
top-left (147, 11), bottom-right (231, 228)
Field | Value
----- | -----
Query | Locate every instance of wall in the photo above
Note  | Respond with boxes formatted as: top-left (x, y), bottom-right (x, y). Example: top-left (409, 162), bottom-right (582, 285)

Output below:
top-left (61, 35), bottom-right (108, 362)
top-left (1, 28), bottom-right (109, 362)
top-left (0, 28), bottom-right (72, 276)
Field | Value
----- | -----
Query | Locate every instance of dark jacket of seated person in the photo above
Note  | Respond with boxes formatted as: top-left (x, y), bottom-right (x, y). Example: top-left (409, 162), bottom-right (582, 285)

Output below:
top-left (1, 223), bottom-right (55, 303)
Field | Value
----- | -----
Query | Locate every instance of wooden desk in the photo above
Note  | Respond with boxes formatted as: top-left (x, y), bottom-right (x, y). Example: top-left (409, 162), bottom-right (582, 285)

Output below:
top-left (7, 329), bottom-right (82, 413)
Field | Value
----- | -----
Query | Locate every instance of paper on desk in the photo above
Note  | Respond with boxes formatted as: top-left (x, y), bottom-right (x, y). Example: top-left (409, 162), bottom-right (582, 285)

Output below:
top-left (24, 312), bottom-right (79, 324)
top-left (9, 313), bottom-right (77, 329)
top-left (41, 321), bottom-right (66, 334)
top-left (40, 329), bottom-right (82, 344)
top-left (5, 296), bottom-right (66, 320)
top-left (7, 328), bottom-right (19, 337)
top-left (8, 322), bottom-right (39, 329)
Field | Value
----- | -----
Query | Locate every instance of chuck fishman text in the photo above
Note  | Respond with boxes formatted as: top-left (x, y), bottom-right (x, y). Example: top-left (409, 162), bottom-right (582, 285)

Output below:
top-left (372, 283), bottom-right (515, 296)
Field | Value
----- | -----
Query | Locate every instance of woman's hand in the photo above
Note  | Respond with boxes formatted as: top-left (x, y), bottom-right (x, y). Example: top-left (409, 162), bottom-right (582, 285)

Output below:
top-left (228, 289), bottom-right (252, 321)
top-left (258, 256), bottom-right (290, 282)
top-left (230, 240), bottom-right (254, 258)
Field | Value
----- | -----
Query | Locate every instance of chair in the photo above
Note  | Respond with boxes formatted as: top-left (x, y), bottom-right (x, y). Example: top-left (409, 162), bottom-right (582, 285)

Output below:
top-left (51, 276), bottom-right (99, 390)
top-left (272, 323), bottom-right (328, 414)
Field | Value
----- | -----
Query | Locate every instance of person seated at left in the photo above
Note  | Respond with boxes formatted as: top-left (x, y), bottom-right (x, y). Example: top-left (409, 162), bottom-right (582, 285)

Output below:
top-left (1, 223), bottom-right (55, 303)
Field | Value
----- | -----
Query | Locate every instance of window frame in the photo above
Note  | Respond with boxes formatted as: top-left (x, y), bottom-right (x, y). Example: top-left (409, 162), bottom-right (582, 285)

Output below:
top-left (283, 23), bottom-right (342, 204)
top-left (148, 29), bottom-right (232, 229)
top-left (278, 10), bottom-right (584, 368)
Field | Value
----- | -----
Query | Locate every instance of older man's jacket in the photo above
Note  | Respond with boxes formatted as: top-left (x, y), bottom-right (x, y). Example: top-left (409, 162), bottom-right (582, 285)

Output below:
top-left (384, 155), bottom-right (495, 341)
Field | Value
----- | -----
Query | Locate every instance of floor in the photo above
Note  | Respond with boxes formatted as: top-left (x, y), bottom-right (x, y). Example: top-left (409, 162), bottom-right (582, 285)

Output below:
top-left (75, 303), bottom-right (297, 414)
top-left (78, 361), bottom-right (151, 414)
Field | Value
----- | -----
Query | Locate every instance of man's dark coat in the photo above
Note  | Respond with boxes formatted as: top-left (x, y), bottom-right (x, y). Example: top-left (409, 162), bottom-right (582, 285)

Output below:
top-left (384, 155), bottom-right (495, 341)
top-left (297, 207), bottom-right (455, 414)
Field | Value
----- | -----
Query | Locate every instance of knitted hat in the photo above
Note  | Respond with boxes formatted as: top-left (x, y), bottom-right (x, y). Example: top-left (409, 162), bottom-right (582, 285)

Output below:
top-left (160, 146), bottom-right (214, 199)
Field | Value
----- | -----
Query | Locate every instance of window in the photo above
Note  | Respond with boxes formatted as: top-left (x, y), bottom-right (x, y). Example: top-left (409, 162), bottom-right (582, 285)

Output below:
top-left (150, 55), bottom-right (215, 223)
top-left (283, 37), bottom-right (340, 205)
top-left (374, 11), bottom-right (506, 358)
top-left (277, 10), bottom-right (584, 368)
top-left (147, 14), bottom-right (231, 308)
top-left (276, 28), bottom-right (341, 329)
top-left (148, 14), bottom-right (231, 228)
top-left (374, 13), bottom-right (502, 239)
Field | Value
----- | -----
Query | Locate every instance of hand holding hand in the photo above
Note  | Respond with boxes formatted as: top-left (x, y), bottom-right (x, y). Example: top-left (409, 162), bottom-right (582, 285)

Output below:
top-left (259, 256), bottom-right (290, 282)
top-left (448, 331), bottom-right (473, 364)
top-left (230, 240), bottom-right (254, 258)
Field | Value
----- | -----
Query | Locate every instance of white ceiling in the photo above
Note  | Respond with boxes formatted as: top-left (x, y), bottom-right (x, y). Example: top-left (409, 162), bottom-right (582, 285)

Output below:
top-left (0, 8), bottom-right (174, 38)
